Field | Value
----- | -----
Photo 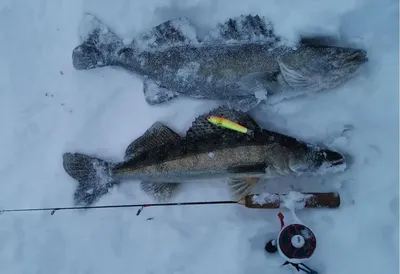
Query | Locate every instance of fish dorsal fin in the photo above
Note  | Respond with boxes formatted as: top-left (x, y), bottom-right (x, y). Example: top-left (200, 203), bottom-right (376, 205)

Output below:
top-left (124, 122), bottom-right (181, 160)
top-left (135, 18), bottom-right (199, 51)
top-left (186, 106), bottom-right (260, 140)
top-left (202, 15), bottom-right (281, 45)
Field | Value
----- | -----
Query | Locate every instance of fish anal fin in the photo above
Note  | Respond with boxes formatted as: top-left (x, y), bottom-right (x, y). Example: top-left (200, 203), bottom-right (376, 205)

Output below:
top-left (143, 79), bottom-right (180, 106)
top-left (227, 177), bottom-right (260, 200)
top-left (140, 181), bottom-right (181, 201)
top-left (125, 122), bottom-right (181, 160)
top-left (186, 106), bottom-right (260, 140)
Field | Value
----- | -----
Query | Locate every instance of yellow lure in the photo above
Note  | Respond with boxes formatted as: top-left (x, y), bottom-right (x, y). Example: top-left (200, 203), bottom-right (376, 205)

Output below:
top-left (207, 116), bottom-right (251, 134)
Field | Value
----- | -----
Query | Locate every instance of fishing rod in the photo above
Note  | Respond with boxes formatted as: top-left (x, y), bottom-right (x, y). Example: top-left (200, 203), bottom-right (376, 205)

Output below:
top-left (0, 192), bottom-right (340, 216)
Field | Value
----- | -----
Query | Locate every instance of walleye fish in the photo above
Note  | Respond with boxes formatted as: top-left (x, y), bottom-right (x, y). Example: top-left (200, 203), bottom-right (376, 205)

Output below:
top-left (72, 14), bottom-right (368, 111)
top-left (62, 106), bottom-right (346, 206)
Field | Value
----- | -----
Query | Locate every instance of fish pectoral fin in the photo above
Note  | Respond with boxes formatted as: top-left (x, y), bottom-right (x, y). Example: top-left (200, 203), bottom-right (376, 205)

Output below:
top-left (143, 79), bottom-right (180, 106)
top-left (227, 177), bottom-right (260, 200)
top-left (125, 122), bottom-right (181, 161)
top-left (140, 181), bottom-right (181, 202)
top-left (277, 60), bottom-right (319, 90)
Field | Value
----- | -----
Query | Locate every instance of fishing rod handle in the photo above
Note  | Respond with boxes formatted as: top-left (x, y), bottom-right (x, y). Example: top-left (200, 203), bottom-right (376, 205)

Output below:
top-left (240, 192), bottom-right (341, 209)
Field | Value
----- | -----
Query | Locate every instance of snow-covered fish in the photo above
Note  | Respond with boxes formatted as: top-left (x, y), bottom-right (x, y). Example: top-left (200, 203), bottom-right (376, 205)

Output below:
top-left (62, 106), bottom-right (346, 206)
top-left (72, 14), bottom-right (368, 111)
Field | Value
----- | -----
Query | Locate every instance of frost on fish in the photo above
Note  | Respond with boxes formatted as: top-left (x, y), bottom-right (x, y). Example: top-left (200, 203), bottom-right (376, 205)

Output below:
top-left (72, 13), bottom-right (368, 111)
top-left (143, 79), bottom-right (180, 105)
top-left (202, 14), bottom-right (281, 45)
top-left (73, 13), bottom-right (124, 70)
top-left (78, 14), bottom-right (109, 44)
top-left (176, 62), bottom-right (201, 83)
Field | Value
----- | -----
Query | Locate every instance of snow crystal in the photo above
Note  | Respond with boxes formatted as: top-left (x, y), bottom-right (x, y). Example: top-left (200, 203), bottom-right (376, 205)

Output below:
top-left (170, 18), bottom-right (199, 45)
top-left (282, 191), bottom-right (312, 210)
top-left (251, 193), bottom-right (280, 205)
top-left (78, 13), bottom-right (115, 45)
top-left (329, 136), bottom-right (348, 147)
top-left (85, 188), bottom-right (94, 195)
top-left (254, 90), bottom-right (268, 101)
top-left (315, 160), bottom-right (347, 176)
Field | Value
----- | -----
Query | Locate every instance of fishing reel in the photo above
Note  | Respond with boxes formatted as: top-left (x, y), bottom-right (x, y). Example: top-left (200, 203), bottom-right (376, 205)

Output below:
top-left (265, 210), bottom-right (318, 274)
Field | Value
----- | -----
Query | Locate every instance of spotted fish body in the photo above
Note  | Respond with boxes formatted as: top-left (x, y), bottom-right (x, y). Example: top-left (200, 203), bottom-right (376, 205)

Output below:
top-left (72, 14), bottom-right (367, 111)
top-left (62, 107), bottom-right (346, 206)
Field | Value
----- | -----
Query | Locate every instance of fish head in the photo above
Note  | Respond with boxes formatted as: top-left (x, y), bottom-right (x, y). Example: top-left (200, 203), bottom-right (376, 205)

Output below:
top-left (278, 44), bottom-right (368, 91)
top-left (287, 144), bottom-right (346, 175)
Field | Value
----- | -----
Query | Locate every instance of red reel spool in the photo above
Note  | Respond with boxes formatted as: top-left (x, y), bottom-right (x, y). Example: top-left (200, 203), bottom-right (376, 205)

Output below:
top-left (277, 223), bottom-right (317, 264)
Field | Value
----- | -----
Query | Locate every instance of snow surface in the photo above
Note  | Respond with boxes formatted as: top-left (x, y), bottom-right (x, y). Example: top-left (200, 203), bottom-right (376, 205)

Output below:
top-left (0, 0), bottom-right (398, 274)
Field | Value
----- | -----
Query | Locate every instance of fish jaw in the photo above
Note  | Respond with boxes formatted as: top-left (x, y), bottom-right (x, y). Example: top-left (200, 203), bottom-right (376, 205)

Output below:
top-left (258, 132), bottom-right (347, 178)
top-left (286, 146), bottom-right (347, 176)
top-left (276, 44), bottom-right (368, 95)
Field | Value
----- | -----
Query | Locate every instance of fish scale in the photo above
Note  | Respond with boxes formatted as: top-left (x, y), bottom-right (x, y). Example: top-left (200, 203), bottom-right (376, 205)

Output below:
top-left (62, 106), bottom-right (346, 206)
top-left (72, 14), bottom-right (367, 111)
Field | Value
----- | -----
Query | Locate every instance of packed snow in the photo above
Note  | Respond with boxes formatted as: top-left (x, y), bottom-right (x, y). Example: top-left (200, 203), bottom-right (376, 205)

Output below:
top-left (0, 0), bottom-right (398, 274)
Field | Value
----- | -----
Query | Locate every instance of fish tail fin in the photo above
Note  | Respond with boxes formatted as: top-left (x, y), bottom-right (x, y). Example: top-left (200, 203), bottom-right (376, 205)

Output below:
top-left (62, 152), bottom-right (119, 206)
top-left (72, 13), bottom-right (124, 70)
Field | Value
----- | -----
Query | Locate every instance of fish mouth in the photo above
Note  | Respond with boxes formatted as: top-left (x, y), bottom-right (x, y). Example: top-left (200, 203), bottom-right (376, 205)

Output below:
top-left (329, 157), bottom-right (345, 167)
top-left (312, 150), bottom-right (346, 172)
top-left (344, 49), bottom-right (368, 65)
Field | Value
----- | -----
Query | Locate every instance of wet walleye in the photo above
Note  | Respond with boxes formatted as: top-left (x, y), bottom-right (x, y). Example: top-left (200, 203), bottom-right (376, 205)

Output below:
top-left (72, 14), bottom-right (368, 111)
top-left (63, 107), bottom-right (346, 206)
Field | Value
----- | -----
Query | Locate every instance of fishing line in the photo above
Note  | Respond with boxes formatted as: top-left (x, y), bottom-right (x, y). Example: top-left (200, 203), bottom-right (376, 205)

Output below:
top-left (0, 192), bottom-right (341, 216)
top-left (0, 200), bottom-right (238, 216)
